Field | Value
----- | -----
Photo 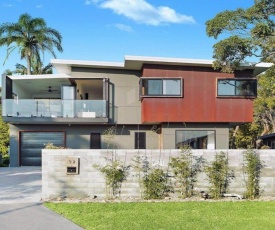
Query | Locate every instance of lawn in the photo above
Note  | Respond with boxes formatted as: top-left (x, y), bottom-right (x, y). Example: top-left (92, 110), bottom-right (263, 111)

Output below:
top-left (44, 201), bottom-right (275, 230)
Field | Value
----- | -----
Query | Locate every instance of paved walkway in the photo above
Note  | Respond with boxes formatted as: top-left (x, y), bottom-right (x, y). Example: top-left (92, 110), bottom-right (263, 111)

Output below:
top-left (0, 167), bottom-right (83, 230)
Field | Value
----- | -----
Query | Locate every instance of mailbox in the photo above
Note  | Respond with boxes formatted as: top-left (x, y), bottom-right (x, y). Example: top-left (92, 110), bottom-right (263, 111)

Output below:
top-left (66, 156), bottom-right (80, 175)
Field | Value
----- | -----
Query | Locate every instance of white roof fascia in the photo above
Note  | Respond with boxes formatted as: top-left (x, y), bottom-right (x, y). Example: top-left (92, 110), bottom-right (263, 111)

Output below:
top-left (254, 62), bottom-right (273, 68)
top-left (51, 59), bottom-right (125, 74)
top-left (125, 55), bottom-right (214, 65)
top-left (51, 59), bottom-right (124, 68)
top-left (8, 74), bottom-right (70, 80)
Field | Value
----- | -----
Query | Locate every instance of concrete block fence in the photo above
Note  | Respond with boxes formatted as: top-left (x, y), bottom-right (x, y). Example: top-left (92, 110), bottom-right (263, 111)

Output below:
top-left (42, 149), bottom-right (275, 200)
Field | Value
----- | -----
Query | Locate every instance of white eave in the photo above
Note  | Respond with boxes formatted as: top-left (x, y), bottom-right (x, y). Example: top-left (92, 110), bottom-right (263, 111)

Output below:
top-left (7, 73), bottom-right (70, 80)
top-left (51, 59), bottom-right (124, 74)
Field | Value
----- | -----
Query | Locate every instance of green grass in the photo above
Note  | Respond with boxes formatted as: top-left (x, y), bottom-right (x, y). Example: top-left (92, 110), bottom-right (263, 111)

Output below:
top-left (44, 201), bottom-right (275, 230)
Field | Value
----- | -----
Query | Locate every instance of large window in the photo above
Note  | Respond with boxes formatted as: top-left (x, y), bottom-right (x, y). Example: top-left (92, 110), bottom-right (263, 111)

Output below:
top-left (175, 130), bottom-right (215, 149)
top-left (141, 78), bottom-right (182, 97)
top-left (217, 79), bottom-right (257, 97)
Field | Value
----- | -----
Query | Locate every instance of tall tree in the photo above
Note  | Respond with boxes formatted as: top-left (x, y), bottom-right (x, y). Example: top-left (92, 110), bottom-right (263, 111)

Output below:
top-left (0, 13), bottom-right (63, 74)
top-left (206, 0), bottom-right (275, 73)
top-left (254, 65), bottom-right (275, 133)
top-left (14, 61), bottom-right (53, 75)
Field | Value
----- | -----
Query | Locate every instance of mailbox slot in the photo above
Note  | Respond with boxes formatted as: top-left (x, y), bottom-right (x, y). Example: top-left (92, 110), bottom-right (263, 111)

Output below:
top-left (67, 167), bottom-right (77, 173)
top-left (66, 156), bottom-right (79, 175)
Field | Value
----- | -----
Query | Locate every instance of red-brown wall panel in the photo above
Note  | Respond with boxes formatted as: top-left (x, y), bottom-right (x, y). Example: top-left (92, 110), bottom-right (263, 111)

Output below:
top-left (141, 65), bottom-right (254, 123)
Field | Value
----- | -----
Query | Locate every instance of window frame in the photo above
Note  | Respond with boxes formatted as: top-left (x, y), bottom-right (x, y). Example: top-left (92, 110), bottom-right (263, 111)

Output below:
top-left (217, 78), bottom-right (257, 97)
top-left (140, 78), bottom-right (183, 97)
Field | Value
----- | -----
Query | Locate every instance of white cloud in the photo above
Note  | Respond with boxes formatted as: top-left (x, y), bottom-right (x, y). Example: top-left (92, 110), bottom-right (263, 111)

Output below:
top-left (36, 4), bottom-right (43, 8)
top-left (115, 23), bottom-right (133, 32)
top-left (89, 0), bottom-right (195, 26)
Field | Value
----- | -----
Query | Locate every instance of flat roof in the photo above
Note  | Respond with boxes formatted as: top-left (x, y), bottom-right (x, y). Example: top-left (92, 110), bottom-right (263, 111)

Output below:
top-left (50, 55), bottom-right (273, 76)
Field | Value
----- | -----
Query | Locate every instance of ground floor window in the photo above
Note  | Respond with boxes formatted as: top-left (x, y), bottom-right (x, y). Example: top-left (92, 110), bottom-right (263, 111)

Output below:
top-left (175, 130), bottom-right (215, 149)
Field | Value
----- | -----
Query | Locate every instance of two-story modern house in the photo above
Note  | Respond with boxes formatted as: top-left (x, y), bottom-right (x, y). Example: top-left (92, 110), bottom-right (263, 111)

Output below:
top-left (1, 56), bottom-right (271, 166)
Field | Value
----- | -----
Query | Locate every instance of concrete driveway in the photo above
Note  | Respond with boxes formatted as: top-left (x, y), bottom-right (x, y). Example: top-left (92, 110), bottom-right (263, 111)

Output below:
top-left (0, 167), bottom-right (83, 230)
top-left (0, 167), bottom-right (41, 203)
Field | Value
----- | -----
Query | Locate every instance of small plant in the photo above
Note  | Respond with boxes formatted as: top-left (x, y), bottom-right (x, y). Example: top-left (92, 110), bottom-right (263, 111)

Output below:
top-left (143, 168), bottom-right (173, 199)
top-left (260, 145), bottom-right (270, 149)
top-left (132, 155), bottom-right (149, 197)
top-left (94, 158), bottom-right (130, 198)
top-left (132, 155), bottom-right (172, 199)
top-left (0, 154), bottom-right (10, 167)
top-left (103, 126), bottom-right (117, 150)
top-left (243, 149), bottom-right (263, 199)
top-left (204, 151), bottom-right (234, 199)
top-left (44, 143), bottom-right (66, 149)
top-left (169, 146), bottom-right (204, 198)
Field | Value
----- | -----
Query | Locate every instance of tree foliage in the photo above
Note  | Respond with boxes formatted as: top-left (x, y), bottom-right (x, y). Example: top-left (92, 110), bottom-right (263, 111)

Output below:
top-left (0, 13), bottom-right (63, 74)
top-left (229, 123), bottom-right (260, 149)
top-left (14, 61), bottom-right (53, 75)
top-left (0, 105), bottom-right (9, 156)
top-left (254, 65), bottom-right (275, 133)
top-left (206, 1), bottom-right (275, 72)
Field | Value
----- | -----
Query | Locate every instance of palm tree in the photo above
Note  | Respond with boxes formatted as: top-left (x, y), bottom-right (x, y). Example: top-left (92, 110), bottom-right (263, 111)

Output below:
top-left (0, 13), bottom-right (63, 75)
top-left (14, 61), bottom-right (53, 75)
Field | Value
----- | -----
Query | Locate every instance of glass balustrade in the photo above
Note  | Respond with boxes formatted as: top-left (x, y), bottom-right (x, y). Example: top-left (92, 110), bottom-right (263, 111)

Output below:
top-left (2, 99), bottom-right (107, 118)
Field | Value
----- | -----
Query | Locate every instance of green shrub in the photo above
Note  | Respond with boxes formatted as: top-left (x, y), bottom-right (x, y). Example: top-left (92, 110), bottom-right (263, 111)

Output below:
top-left (243, 149), bottom-right (263, 199)
top-left (204, 151), bottom-right (234, 199)
top-left (0, 155), bottom-right (10, 167)
top-left (169, 146), bottom-right (204, 197)
top-left (142, 168), bottom-right (173, 199)
top-left (132, 155), bottom-right (173, 199)
top-left (2, 157), bottom-right (9, 165)
top-left (94, 158), bottom-right (130, 198)
top-left (44, 143), bottom-right (66, 149)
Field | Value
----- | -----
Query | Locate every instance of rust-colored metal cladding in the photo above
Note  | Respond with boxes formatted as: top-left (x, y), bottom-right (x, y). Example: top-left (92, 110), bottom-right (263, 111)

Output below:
top-left (141, 65), bottom-right (254, 124)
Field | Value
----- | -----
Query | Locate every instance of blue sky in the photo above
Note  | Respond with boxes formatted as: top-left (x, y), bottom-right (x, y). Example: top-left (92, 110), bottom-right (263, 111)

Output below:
top-left (0, 0), bottom-right (254, 73)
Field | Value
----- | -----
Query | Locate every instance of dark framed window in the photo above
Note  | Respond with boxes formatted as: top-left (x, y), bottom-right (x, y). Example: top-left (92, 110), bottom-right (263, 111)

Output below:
top-left (135, 132), bottom-right (146, 149)
top-left (217, 79), bottom-right (257, 97)
top-left (175, 130), bottom-right (216, 149)
top-left (141, 78), bottom-right (182, 97)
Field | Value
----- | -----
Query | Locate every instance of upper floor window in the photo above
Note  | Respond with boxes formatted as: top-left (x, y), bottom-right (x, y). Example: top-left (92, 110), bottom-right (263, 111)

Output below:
top-left (141, 78), bottom-right (182, 97)
top-left (217, 79), bottom-right (257, 97)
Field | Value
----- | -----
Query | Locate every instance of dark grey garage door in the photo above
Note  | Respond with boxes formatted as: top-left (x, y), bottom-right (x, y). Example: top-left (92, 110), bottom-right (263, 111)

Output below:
top-left (20, 132), bottom-right (65, 166)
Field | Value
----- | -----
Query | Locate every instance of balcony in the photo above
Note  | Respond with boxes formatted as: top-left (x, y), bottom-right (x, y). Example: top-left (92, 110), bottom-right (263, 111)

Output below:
top-left (2, 99), bottom-right (108, 124)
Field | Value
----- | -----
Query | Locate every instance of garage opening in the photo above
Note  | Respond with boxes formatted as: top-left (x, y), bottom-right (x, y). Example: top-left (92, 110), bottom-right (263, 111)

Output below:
top-left (20, 131), bottom-right (65, 166)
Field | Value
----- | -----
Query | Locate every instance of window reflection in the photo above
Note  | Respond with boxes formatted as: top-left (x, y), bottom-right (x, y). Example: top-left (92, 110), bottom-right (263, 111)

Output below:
top-left (176, 130), bottom-right (215, 149)
top-left (217, 79), bottom-right (257, 96)
top-left (141, 78), bottom-right (182, 96)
